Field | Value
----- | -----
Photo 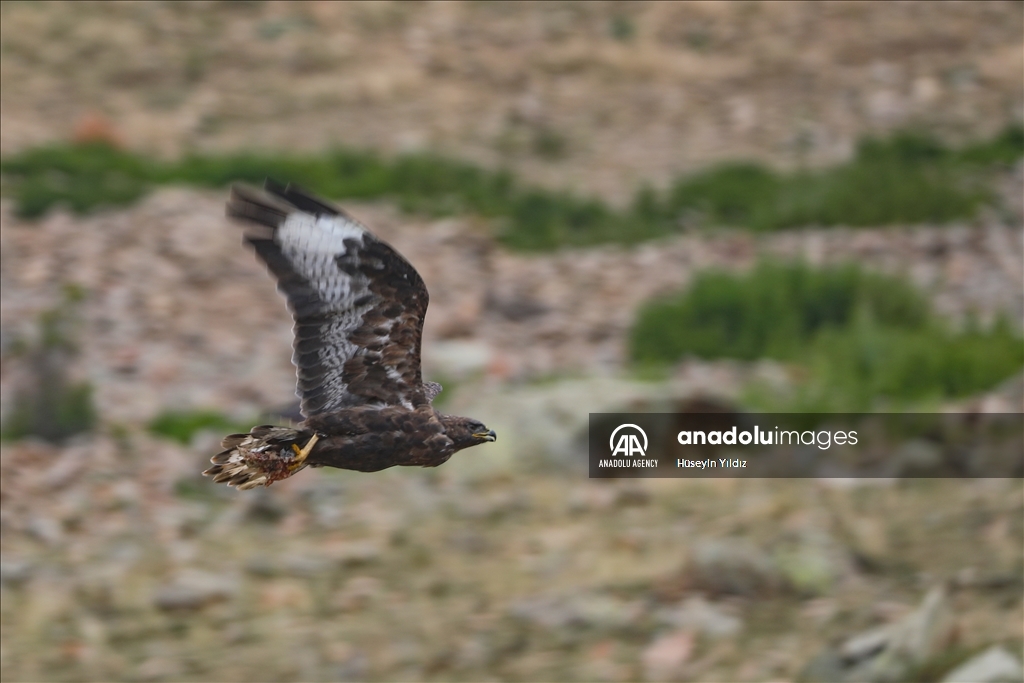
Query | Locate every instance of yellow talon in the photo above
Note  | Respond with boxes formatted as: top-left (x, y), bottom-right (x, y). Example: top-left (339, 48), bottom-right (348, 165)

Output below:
top-left (289, 433), bottom-right (320, 470)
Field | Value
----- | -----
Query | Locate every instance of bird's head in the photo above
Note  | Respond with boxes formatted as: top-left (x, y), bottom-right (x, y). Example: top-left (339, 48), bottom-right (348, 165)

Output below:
top-left (443, 415), bottom-right (497, 451)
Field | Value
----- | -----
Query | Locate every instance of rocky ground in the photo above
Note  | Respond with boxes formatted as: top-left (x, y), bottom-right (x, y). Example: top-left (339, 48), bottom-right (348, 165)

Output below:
top-left (1, 186), bottom-right (1022, 682)
top-left (1, 2), bottom-right (1023, 682)
top-left (1, 2), bottom-right (1022, 203)
top-left (1, 426), bottom-right (1022, 682)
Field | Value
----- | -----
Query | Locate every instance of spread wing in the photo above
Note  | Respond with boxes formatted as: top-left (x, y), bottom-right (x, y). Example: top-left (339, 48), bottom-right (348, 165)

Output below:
top-left (227, 180), bottom-right (430, 416)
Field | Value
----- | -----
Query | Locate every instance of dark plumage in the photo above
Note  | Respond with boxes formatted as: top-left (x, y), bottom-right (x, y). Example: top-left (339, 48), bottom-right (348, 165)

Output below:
top-left (203, 181), bottom-right (495, 490)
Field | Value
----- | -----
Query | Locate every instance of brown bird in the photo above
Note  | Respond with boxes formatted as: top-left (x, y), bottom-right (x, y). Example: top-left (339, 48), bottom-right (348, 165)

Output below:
top-left (204, 181), bottom-right (495, 489)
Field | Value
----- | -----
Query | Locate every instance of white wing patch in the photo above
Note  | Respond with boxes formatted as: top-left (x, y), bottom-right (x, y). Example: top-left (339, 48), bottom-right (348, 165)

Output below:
top-left (273, 212), bottom-right (381, 413)
top-left (277, 213), bottom-right (368, 308)
top-left (278, 212), bottom-right (365, 255)
top-left (230, 184), bottom-right (431, 416)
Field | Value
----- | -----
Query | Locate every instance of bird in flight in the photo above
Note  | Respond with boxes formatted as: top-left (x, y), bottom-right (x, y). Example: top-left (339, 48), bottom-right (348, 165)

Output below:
top-left (204, 180), bottom-right (495, 489)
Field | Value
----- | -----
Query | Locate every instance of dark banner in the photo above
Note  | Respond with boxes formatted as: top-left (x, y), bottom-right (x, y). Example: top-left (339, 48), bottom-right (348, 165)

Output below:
top-left (588, 413), bottom-right (1024, 478)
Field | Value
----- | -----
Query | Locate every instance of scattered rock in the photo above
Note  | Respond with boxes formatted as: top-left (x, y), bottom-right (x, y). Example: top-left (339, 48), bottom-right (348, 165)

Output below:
top-left (25, 515), bottom-right (63, 546)
top-left (283, 555), bottom-right (332, 578)
top-left (453, 636), bottom-right (491, 670)
top-left (613, 484), bottom-right (651, 508)
top-left (153, 570), bottom-right (236, 611)
top-left (655, 596), bottom-right (742, 638)
top-left (566, 485), bottom-right (619, 513)
top-left (579, 640), bottom-right (629, 682)
top-left (774, 532), bottom-right (844, 596)
top-left (447, 530), bottom-right (491, 555)
top-left (333, 576), bottom-right (383, 613)
top-left (799, 586), bottom-right (955, 682)
top-left (450, 491), bottom-right (529, 520)
top-left (952, 566), bottom-right (1023, 591)
top-left (330, 541), bottom-right (383, 568)
top-left (941, 646), bottom-right (1024, 683)
top-left (0, 560), bottom-right (33, 587)
top-left (641, 629), bottom-right (695, 681)
top-left (333, 653), bottom-right (370, 683)
top-left (688, 538), bottom-right (782, 596)
top-left (134, 655), bottom-right (182, 682)
top-left (258, 579), bottom-right (312, 611)
top-left (508, 592), bottom-right (642, 633)
top-left (40, 443), bottom-right (90, 489)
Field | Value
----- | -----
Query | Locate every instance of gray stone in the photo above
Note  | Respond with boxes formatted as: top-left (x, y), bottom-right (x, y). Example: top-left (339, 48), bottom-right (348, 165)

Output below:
top-left (26, 516), bottom-right (62, 546)
top-left (655, 596), bottom-right (742, 638)
top-left (641, 629), bottom-right (695, 682)
top-left (283, 555), bottom-right (331, 577)
top-left (153, 570), bottom-right (236, 611)
top-left (942, 646), bottom-right (1024, 683)
top-left (0, 560), bottom-right (33, 587)
top-left (688, 538), bottom-right (782, 596)
top-left (798, 586), bottom-right (954, 683)
top-left (508, 592), bottom-right (642, 633)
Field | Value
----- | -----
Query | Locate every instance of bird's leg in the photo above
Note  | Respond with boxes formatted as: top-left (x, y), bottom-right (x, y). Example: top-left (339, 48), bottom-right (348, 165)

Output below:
top-left (289, 433), bottom-right (320, 470)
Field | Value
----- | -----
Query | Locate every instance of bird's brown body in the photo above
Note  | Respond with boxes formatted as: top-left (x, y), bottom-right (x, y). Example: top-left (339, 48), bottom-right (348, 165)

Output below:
top-left (304, 405), bottom-right (489, 470)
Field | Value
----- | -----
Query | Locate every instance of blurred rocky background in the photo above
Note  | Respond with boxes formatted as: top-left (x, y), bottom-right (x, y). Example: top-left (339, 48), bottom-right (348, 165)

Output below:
top-left (1, 2), bottom-right (1022, 682)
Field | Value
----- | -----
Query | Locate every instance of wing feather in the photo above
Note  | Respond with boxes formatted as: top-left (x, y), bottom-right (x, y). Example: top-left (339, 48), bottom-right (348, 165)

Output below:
top-left (227, 181), bottom-right (430, 416)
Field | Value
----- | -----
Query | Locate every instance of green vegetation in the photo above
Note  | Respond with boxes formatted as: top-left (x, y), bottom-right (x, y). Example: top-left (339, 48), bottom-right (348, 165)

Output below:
top-left (1, 126), bottom-right (1020, 250)
top-left (148, 410), bottom-right (252, 445)
top-left (664, 126), bottom-right (1023, 233)
top-left (630, 262), bottom-right (1024, 410)
top-left (1, 286), bottom-right (97, 443)
top-left (609, 15), bottom-right (636, 42)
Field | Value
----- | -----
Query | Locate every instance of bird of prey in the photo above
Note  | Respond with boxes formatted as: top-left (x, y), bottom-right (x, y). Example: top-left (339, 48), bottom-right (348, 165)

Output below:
top-left (203, 180), bottom-right (495, 489)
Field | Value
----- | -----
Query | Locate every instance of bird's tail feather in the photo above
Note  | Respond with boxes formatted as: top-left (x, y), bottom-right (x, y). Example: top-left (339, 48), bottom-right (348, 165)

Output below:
top-left (203, 425), bottom-right (315, 490)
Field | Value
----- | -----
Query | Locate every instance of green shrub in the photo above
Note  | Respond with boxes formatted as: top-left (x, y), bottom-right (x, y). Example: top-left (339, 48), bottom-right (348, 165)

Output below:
top-left (797, 314), bottom-right (1024, 411)
top-left (148, 410), bottom-right (250, 445)
top-left (1, 288), bottom-right (97, 443)
top-left (1, 382), bottom-right (96, 444)
top-left (609, 15), bottom-right (635, 42)
top-left (630, 262), bottom-right (1024, 409)
top-left (665, 128), bottom-right (1014, 232)
top-left (2, 126), bottom-right (1020, 250)
top-left (631, 262), bottom-right (929, 362)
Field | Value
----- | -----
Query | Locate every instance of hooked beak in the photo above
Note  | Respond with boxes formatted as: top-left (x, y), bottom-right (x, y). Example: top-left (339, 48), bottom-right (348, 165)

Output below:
top-left (473, 430), bottom-right (497, 442)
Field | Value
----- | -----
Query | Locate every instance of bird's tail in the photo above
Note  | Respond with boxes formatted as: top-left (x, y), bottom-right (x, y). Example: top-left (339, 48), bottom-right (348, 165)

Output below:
top-left (203, 425), bottom-right (315, 490)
